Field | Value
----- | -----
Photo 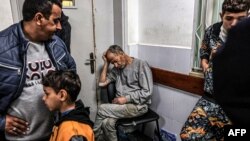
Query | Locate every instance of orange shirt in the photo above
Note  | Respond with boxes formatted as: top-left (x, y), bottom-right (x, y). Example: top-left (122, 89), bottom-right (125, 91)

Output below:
top-left (50, 121), bottom-right (95, 141)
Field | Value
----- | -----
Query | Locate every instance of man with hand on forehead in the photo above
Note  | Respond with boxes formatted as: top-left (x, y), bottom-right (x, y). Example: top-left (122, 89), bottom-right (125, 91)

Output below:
top-left (94, 45), bottom-right (153, 141)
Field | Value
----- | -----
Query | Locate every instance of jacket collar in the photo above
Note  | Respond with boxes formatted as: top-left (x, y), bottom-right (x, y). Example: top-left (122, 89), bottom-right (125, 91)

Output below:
top-left (17, 21), bottom-right (29, 52)
top-left (55, 100), bottom-right (94, 128)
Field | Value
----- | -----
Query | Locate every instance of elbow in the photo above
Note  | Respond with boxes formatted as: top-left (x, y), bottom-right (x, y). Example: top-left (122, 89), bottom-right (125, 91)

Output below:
top-left (99, 79), bottom-right (111, 87)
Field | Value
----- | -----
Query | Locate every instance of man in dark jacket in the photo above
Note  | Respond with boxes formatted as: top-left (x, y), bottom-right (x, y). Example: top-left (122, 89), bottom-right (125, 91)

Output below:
top-left (53, 0), bottom-right (72, 53)
top-left (213, 17), bottom-right (250, 126)
top-left (180, 0), bottom-right (249, 140)
top-left (0, 0), bottom-right (76, 140)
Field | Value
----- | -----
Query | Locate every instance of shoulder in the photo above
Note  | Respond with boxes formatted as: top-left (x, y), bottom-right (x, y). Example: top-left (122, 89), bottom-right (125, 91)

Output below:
top-left (0, 23), bottom-right (20, 44)
top-left (131, 58), bottom-right (151, 73)
top-left (52, 35), bottom-right (66, 47)
top-left (0, 23), bottom-right (22, 54)
top-left (0, 23), bottom-right (19, 36)
top-left (134, 58), bottom-right (150, 67)
top-left (205, 22), bottom-right (222, 36)
top-left (48, 35), bottom-right (68, 53)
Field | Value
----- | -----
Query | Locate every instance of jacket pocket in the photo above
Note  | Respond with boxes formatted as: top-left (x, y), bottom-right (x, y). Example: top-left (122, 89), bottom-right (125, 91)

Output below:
top-left (0, 63), bottom-right (21, 75)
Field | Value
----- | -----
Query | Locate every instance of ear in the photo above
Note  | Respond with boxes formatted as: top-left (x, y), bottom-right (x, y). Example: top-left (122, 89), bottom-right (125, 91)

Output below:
top-left (220, 12), bottom-right (223, 21)
top-left (34, 13), bottom-right (44, 26)
top-left (59, 89), bottom-right (68, 101)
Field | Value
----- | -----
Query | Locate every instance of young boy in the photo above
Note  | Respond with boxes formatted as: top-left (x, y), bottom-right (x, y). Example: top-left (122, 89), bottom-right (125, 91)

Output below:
top-left (42, 70), bottom-right (94, 141)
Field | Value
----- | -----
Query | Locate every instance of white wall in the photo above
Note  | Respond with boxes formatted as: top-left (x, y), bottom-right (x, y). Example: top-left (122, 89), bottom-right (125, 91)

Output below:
top-left (0, 1), bottom-right (13, 30)
top-left (138, 0), bottom-right (194, 47)
top-left (127, 0), bottom-right (139, 44)
top-left (128, 0), bottom-right (200, 140)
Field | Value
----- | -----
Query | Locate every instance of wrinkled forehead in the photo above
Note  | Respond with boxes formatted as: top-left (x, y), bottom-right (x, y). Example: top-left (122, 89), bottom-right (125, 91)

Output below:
top-left (106, 52), bottom-right (116, 61)
top-left (107, 51), bottom-right (122, 62)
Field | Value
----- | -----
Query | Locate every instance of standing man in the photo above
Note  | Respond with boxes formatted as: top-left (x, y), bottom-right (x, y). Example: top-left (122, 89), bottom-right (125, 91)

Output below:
top-left (0, 0), bottom-right (76, 140)
top-left (180, 0), bottom-right (249, 140)
top-left (54, 0), bottom-right (72, 53)
top-left (213, 15), bottom-right (250, 126)
top-left (95, 45), bottom-right (153, 141)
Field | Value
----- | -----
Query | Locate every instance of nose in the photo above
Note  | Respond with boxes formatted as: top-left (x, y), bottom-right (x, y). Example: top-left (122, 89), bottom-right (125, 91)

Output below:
top-left (231, 19), bottom-right (238, 27)
top-left (42, 95), bottom-right (46, 101)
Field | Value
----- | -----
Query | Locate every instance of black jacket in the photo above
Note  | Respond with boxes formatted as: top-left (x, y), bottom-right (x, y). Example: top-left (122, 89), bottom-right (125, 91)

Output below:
top-left (213, 18), bottom-right (250, 126)
top-left (55, 100), bottom-right (93, 127)
top-left (55, 12), bottom-right (71, 53)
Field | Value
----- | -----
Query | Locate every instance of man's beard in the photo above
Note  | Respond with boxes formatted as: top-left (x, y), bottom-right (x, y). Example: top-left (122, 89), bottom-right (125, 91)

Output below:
top-left (119, 64), bottom-right (126, 69)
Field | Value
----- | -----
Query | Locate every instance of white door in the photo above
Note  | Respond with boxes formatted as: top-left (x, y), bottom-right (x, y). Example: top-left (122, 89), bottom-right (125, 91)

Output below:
top-left (10, 0), bottom-right (116, 121)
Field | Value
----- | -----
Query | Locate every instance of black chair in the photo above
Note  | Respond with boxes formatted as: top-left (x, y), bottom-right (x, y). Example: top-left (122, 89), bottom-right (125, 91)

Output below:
top-left (107, 82), bottom-right (162, 141)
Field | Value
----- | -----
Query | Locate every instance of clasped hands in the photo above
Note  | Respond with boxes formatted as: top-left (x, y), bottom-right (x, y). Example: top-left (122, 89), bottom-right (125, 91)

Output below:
top-left (112, 96), bottom-right (127, 105)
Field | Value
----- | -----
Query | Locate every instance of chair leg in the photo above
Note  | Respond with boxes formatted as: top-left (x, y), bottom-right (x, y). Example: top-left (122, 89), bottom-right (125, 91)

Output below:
top-left (156, 120), bottom-right (161, 141)
top-left (141, 123), bottom-right (146, 133)
top-left (115, 125), bottom-right (120, 141)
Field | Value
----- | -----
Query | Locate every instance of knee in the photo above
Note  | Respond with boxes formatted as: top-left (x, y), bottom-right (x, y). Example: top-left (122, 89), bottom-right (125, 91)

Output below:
top-left (102, 118), bottom-right (116, 131)
top-left (97, 104), bottom-right (108, 114)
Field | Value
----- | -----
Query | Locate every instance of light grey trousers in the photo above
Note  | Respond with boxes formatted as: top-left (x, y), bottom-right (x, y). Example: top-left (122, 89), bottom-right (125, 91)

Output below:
top-left (94, 103), bottom-right (148, 141)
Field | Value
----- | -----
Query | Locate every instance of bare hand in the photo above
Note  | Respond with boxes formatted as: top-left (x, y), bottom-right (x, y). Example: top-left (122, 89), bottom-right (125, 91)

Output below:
top-left (210, 43), bottom-right (222, 59)
top-left (5, 114), bottom-right (29, 136)
top-left (112, 97), bottom-right (127, 104)
top-left (102, 52), bottom-right (108, 63)
top-left (202, 63), bottom-right (209, 73)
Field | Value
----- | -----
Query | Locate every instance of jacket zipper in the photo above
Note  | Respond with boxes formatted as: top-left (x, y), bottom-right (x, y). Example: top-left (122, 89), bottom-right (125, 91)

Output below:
top-left (0, 63), bottom-right (21, 75)
top-left (13, 43), bottom-right (28, 99)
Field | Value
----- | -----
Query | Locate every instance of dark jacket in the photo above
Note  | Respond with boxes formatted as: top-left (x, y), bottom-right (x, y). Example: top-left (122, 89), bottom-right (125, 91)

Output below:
top-left (213, 18), bottom-right (250, 126)
top-left (50, 100), bottom-right (94, 141)
top-left (55, 12), bottom-right (71, 53)
top-left (0, 21), bottom-right (76, 115)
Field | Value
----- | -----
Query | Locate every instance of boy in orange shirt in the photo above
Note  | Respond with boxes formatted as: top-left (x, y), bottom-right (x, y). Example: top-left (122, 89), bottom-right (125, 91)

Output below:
top-left (42, 70), bottom-right (94, 141)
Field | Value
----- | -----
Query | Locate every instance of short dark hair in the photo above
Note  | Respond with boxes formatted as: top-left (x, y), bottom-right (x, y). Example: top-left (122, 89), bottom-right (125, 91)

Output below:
top-left (42, 70), bottom-right (81, 102)
top-left (107, 45), bottom-right (124, 55)
top-left (222, 0), bottom-right (250, 14)
top-left (22, 0), bottom-right (54, 21)
top-left (50, 0), bottom-right (62, 9)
